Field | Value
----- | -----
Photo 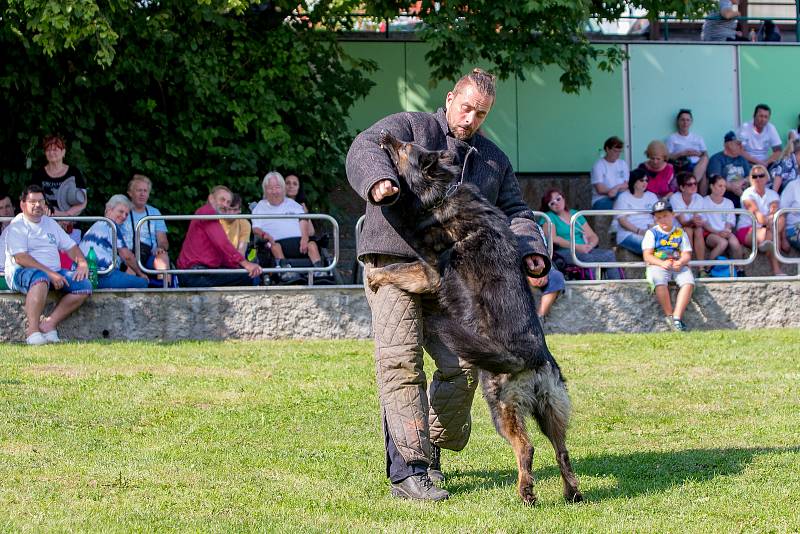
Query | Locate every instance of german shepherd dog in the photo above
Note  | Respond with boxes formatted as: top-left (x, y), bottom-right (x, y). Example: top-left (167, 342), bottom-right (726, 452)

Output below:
top-left (367, 130), bottom-right (582, 505)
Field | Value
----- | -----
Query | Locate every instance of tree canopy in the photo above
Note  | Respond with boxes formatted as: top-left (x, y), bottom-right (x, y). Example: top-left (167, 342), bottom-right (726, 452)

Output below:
top-left (0, 0), bottom-right (715, 221)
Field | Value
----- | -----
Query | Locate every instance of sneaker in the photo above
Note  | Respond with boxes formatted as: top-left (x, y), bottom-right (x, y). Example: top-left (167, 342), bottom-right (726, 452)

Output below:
top-left (390, 473), bottom-right (449, 502)
top-left (42, 330), bottom-right (61, 343)
top-left (736, 269), bottom-right (746, 278)
top-left (25, 332), bottom-right (47, 345)
top-left (758, 240), bottom-right (774, 253)
top-left (428, 444), bottom-right (445, 484)
top-left (672, 317), bottom-right (687, 332)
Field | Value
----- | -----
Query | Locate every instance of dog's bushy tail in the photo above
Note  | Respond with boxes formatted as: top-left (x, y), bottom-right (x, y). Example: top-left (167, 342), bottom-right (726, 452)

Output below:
top-left (428, 316), bottom-right (526, 374)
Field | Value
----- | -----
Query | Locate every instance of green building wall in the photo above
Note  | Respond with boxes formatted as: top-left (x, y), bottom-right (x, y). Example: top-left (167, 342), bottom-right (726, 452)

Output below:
top-left (342, 41), bottom-right (800, 174)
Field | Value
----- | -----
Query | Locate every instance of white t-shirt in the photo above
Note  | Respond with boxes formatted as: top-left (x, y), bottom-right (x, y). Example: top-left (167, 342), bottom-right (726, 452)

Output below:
top-left (737, 186), bottom-right (780, 230)
top-left (665, 132), bottom-right (707, 164)
top-left (613, 190), bottom-right (659, 244)
top-left (4, 214), bottom-right (76, 287)
top-left (701, 195), bottom-right (736, 232)
top-left (251, 198), bottom-right (306, 241)
top-left (641, 224), bottom-right (694, 254)
top-left (737, 121), bottom-right (782, 162)
top-left (0, 227), bottom-right (7, 274)
top-left (779, 179), bottom-right (800, 227)
top-left (668, 191), bottom-right (704, 220)
top-left (590, 157), bottom-right (629, 206)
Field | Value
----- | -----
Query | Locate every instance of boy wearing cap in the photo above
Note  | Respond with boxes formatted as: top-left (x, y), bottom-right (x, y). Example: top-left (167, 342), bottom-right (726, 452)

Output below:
top-left (642, 200), bottom-right (695, 332)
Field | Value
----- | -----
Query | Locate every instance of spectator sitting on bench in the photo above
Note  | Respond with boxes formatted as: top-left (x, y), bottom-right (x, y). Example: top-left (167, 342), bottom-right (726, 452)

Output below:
top-left (79, 194), bottom-right (149, 289)
top-left (613, 168), bottom-right (659, 255)
top-left (252, 171), bottom-right (330, 284)
top-left (285, 174), bottom-right (316, 238)
top-left (122, 174), bottom-right (171, 284)
top-left (707, 130), bottom-right (750, 208)
top-left (666, 109), bottom-right (709, 194)
top-left (638, 140), bottom-right (676, 199)
top-left (779, 176), bottom-right (800, 253)
top-left (643, 200), bottom-right (695, 332)
top-left (177, 185), bottom-right (262, 287)
top-left (4, 184), bottom-right (92, 344)
top-left (590, 136), bottom-right (629, 210)
top-left (0, 189), bottom-right (15, 290)
top-left (736, 165), bottom-right (787, 276)
top-left (220, 193), bottom-right (251, 257)
top-left (669, 171), bottom-right (707, 269)
top-left (702, 174), bottom-right (745, 276)
top-left (540, 188), bottom-right (621, 279)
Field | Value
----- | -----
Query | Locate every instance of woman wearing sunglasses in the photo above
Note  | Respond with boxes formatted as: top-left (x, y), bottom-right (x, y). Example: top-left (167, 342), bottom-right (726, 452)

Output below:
top-left (736, 165), bottom-right (787, 276)
top-left (540, 189), bottom-right (621, 279)
top-left (613, 169), bottom-right (659, 255)
top-left (669, 171), bottom-right (707, 269)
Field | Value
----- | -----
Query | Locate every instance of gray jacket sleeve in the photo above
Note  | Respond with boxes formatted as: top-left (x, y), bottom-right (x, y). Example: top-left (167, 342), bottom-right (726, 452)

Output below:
top-left (495, 164), bottom-right (552, 276)
top-left (346, 113), bottom-right (414, 206)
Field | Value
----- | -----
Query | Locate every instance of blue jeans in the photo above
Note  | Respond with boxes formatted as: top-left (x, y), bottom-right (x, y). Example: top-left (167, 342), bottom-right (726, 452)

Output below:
top-left (617, 234), bottom-right (644, 255)
top-left (592, 197), bottom-right (616, 210)
top-left (787, 225), bottom-right (800, 251)
top-left (12, 268), bottom-right (93, 295)
top-left (98, 268), bottom-right (149, 289)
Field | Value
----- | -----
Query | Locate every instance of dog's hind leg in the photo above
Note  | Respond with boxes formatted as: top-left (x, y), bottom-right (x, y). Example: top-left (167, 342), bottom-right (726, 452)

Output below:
top-left (532, 364), bottom-right (583, 503)
top-left (486, 395), bottom-right (537, 506)
top-left (366, 260), bottom-right (440, 294)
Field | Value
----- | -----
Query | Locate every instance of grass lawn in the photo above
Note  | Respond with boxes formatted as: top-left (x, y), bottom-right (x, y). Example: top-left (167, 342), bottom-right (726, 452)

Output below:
top-left (1, 329), bottom-right (799, 532)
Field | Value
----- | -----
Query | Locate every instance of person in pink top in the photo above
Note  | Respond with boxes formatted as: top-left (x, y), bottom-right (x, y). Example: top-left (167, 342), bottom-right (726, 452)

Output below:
top-left (638, 140), bottom-right (676, 199)
top-left (177, 185), bottom-right (262, 287)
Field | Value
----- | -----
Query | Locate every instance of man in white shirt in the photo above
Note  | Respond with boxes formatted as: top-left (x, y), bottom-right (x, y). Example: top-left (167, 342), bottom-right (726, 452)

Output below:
top-left (738, 104), bottom-right (783, 167)
top-left (4, 185), bottom-right (91, 345)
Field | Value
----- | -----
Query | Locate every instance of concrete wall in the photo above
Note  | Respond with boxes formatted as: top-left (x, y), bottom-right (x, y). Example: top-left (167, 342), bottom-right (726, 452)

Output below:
top-left (2, 281), bottom-right (799, 343)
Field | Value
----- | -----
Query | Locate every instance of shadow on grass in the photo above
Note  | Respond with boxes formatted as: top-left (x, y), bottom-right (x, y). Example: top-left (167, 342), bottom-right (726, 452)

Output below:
top-left (449, 446), bottom-right (800, 501)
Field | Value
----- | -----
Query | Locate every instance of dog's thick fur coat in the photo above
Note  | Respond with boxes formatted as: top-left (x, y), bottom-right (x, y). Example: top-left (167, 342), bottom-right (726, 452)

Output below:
top-left (367, 131), bottom-right (582, 505)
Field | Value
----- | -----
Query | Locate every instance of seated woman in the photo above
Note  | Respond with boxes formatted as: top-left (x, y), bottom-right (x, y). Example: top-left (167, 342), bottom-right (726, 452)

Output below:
top-left (613, 168), bottom-right (659, 255)
top-left (285, 173), bottom-right (316, 237)
top-left (669, 171), bottom-right (706, 266)
top-left (590, 136), bottom-right (629, 210)
top-left (79, 195), bottom-right (149, 289)
top-left (638, 140), bottom-right (677, 199)
top-left (252, 171), bottom-right (331, 284)
top-left (540, 189), bottom-right (621, 279)
top-left (666, 109), bottom-right (709, 194)
top-left (735, 165), bottom-right (786, 276)
top-left (702, 174), bottom-right (744, 275)
top-left (779, 177), bottom-right (800, 253)
top-left (769, 134), bottom-right (800, 194)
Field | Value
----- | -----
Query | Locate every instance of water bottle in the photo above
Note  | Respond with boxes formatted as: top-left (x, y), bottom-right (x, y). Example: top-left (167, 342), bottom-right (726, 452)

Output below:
top-left (86, 246), bottom-right (99, 289)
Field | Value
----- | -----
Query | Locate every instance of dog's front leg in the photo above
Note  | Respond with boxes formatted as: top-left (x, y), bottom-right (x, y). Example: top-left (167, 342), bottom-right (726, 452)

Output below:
top-left (367, 260), bottom-right (441, 294)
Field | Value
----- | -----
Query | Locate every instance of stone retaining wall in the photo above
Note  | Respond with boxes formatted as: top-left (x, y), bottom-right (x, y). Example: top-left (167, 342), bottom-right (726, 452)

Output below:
top-left (2, 280), bottom-right (799, 343)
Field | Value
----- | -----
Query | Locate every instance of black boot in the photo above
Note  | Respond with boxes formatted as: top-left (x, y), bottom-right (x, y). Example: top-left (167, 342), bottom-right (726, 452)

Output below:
top-left (391, 472), bottom-right (449, 501)
top-left (428, 444), bottom-right (445, 484)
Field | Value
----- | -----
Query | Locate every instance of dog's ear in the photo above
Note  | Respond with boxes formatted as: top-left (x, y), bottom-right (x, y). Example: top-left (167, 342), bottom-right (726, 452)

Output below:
top-left (437, 150), bottom-right (455, 166)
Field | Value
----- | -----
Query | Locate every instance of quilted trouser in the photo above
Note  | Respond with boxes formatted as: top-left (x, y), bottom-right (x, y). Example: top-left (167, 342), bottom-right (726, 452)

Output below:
top-left (364, 255), bottom-right (479, 473)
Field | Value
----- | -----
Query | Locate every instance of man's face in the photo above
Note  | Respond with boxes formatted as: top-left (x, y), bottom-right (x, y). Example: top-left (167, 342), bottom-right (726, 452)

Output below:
top-left (725, 139), bottom-right (742, 155)
top-left (21, 193), bottom-right (46, 221)
top-left (128, 181), bottom-right (151, 208)
top-left (209, 190), bottom-right (232, 213)
top-left (0, 196), bottom-right (13, 218)
top-left (754, 109), bottom-right (770, 129)
top-left (445, 82), bottom-right (493, 141)
top-left (654, 210), bottom-right (674, 231)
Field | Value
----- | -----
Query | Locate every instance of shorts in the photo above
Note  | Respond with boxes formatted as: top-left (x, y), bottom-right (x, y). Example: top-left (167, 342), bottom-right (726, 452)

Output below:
top-left (735, 226), bottom-right (752, 247)
top-left (542, 268), bottom-right (565, 295)
top-left (11, 267), bottom-right (93, 295)
top-left (646, 265), bottom-right (695, 289)
top-left (276, 237), bottom-right (313, 258)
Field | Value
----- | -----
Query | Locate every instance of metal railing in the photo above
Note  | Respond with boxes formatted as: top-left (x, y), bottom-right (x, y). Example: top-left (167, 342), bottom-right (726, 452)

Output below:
top-left (1, 215), bottom-right (118, 276)
top-left (567, 209), bottom-right (758, 279)
top-left (354, 210), bottom-right (554, 270)
top-left (774, 207), bottom-right (800, 265)
top-left (133, 213), bottom-right (339, 280)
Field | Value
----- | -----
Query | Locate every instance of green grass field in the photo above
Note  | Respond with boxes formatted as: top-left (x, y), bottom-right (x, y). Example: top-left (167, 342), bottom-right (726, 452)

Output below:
top-left (1, 330), bottom-right (799, 533)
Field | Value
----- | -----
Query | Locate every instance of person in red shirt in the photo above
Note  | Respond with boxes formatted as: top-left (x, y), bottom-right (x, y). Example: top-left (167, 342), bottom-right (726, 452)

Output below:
top-left (177, 185), bottom-right (262, 287)
top-left (638, 140), bottom-right (677, 199)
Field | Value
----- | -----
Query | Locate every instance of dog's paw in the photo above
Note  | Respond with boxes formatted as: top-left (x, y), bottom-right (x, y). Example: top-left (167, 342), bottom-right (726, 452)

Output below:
top-left (519, 487), bottom-right (538, 507)
top-left (565, 490), bottom-right (584, 504)
top-left (366, 272), bottom-right (386, 292)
